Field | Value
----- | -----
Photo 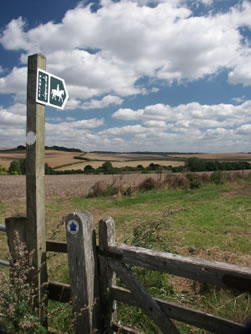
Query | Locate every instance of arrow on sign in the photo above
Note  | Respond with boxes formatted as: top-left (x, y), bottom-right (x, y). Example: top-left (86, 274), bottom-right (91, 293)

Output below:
top-left (36, 68), bottom-right (69, 110)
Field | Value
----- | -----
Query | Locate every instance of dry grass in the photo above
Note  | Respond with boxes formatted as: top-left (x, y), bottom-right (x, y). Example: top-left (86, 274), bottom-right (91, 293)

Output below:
top-left (0, 150), bottom-right (26, 168)
top-left (0, 149), bottom-right (84, 169)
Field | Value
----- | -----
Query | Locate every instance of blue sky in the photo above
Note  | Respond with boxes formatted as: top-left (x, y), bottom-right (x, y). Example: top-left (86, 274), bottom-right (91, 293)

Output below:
top-left (1, 0), bottom-right (251, 152)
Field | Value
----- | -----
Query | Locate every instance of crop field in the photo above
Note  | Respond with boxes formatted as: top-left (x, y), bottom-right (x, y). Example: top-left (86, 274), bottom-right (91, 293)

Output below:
top-left (1, 149), bottom-right (250, 172)
top-left (0, 149), bottom-right (82, 169)
top-left (0, 172), bottom-right (250, 332)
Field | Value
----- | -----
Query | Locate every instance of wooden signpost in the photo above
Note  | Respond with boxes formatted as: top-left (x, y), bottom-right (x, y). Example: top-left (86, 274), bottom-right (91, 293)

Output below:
top-left (26, 54), bottom-right (47, 308)
top-left (7, 54), bottom-right (69, 313)
top-left (25, 54), bottom-right (68, 306)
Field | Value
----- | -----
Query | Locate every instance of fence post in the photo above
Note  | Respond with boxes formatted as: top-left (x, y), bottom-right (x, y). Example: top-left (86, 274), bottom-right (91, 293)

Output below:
top-left (65, 211), bottom-right (100, 333)
top-left (99, 217), bottom-right (117, 332)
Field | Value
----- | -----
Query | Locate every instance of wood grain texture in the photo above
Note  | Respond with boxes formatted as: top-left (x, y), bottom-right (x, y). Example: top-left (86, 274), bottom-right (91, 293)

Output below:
top-left (26, 54), bottom-right (47, 307)
top-left (112, 322), bottom-right (143, 334)
top-left (46, 240), bottom-right (68, 253)
top-left (112, 286), bottom-right (245, 334)
top-left (109, 260), bottom-right (180, 334)
top-left (65, 211), bottom-right (100, 333)
top-left (106, 243), bottom-right (251, 291)
top-left (98, 217), bottom-right (117, 332)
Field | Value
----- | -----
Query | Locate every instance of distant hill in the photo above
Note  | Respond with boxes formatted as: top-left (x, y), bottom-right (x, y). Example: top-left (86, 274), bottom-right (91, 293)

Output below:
top-left (16, 145), bottom-right (82, 153)
top-left (91, 151), bottom-right (203, 155)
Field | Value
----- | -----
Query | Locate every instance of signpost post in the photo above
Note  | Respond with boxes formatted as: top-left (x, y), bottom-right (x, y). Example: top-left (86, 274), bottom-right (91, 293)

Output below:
top-left (26, 54), bottom-right (47, 312)
top-left (25, 54), bottom-right (68, 318)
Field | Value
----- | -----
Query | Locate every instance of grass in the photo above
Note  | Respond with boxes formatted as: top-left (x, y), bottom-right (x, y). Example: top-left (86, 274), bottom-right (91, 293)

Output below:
top-left (0, 178), bottom-right (251, 332)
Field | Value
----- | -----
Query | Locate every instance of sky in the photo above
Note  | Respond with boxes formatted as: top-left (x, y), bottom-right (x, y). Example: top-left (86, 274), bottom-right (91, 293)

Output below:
top-left (0, 0), bottom-right (251, 153)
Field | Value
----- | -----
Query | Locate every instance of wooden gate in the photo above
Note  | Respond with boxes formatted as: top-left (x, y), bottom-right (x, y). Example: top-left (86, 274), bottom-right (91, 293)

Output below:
top-left (63, 211), bottom-right (251, 334)
top-left (2, 212), bottom-right (251, 333)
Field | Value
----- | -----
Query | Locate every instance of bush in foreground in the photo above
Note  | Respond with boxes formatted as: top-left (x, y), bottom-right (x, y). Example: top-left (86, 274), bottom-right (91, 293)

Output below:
top-left (0, 234), bottom-right (47, 333)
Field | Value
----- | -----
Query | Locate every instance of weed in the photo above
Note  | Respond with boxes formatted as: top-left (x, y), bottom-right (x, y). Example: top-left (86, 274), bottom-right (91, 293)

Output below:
top-left (87, 180), bottom-right (120, 197)
top-left (164, 174), bottom-right (189, 189)
top-left (186, 173), bottom-right (201, 189)
top-left (210, 171), bottom-right (224, 184)
top-left (0, 234), bottom-right (47, 333)
top-left (0, 234), bottom-right (75, 333)
top-left (137, 177), bottom-right (160, 192)
top-left (247, 172), bottom-right (251, 182)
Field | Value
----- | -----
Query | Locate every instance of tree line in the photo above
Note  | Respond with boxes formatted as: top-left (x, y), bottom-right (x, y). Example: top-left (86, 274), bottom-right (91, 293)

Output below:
top-left (1, 157), bottom-right (250, 175)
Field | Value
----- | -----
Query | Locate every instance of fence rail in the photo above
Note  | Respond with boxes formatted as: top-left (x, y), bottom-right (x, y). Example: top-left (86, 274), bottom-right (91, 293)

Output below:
top-left (2, 213), bottom-right (250, 333)
top-left (46, 226), bottom-right (250, 334)
top-left (0, 224), bottom-right (9, 267)
top-left (102, 242), bottom-right (251, 292)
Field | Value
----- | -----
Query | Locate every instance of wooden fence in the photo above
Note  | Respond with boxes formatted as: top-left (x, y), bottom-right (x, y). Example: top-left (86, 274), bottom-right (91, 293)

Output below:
top-left (2, 212), bottom-right (251, 333)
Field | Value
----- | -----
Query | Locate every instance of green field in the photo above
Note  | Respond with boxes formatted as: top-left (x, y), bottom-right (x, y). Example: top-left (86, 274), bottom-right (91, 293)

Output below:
top-left (0, 177), bottom-right (251, 333)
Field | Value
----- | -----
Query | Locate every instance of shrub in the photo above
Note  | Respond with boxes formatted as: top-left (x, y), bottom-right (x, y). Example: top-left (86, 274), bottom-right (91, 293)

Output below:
top-left (186, 173), bottom-right (201, 189)
top-left (137, 177), bottom-right (159, 192)
top-left (199, 173), bottom-right (211, 184)
top-left (87, 180), bottom-right (120, 197)
top-left (0, 234), bottom-right (47, 333)
top-left (83, 165), bottom-right (94, 174)
top-left (45, 163), bottom-right (54, 175)
top-left (8, 160), bottom-right (22, 175)
top-left (247, 172), bottom-right (251, 182)
top-left (187, 157), bottom-right (206, 172)
top-left (210, 171), bottom-right (224, 184)
top-left (100, 161), bottom-right (113, 173)
top-left (164, 174), bottom-right (189, 189)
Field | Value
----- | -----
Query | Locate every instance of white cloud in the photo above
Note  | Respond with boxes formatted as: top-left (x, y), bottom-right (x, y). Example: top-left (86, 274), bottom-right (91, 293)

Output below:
top-left (112, 108), bottom-right (144, 120)
top-left (196, 0), bottom-right (213, 6)
top-left (108, 100), bottom-right (251, 151)
top-left (1, 98), bottom-right (251, 152)
top-left (0, 0), bottom-right (251, 105)
top-left (232, 96), bottom-right (245, 104)
top-left (66, 95), bottom-right (123, 110)
top-left (0, 107), bottom-right (26, 126)
top-left (0, 67), bottom-right (27, 102)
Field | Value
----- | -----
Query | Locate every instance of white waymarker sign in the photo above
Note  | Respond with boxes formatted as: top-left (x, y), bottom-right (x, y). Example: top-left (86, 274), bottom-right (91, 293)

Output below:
top-left (36, 68), bottom-right (69, 110)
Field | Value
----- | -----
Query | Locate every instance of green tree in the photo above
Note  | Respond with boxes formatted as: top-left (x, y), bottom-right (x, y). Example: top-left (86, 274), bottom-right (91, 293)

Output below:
top-left (19, 159), bottom-right (26, 174)
top-left (101, 161), bottom-right (113, 173)
top-left (84, 165), bottom-right (94, 173)
top-left (45, 163), bottom-right (53, 175)
top-left (9, 160), bottom-right (21, 175)
top-left (187, 157), bottom-right (205, 172)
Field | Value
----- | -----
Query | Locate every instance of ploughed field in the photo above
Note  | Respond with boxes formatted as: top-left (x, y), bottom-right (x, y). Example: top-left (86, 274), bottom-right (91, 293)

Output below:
top-left (0, 174), bottom-right (163, 200)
